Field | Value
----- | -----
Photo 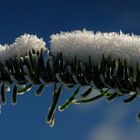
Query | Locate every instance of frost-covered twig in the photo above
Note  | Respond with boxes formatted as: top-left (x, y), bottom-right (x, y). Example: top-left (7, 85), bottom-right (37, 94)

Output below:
top-left (0, 30), bottom-right (140, 127)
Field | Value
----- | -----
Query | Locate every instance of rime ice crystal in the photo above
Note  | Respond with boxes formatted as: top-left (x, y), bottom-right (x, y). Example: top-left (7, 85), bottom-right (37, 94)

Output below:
top-left (50, 29), bottom-right (140, 69)
top-left (0, 34), bottom-right (46, 61)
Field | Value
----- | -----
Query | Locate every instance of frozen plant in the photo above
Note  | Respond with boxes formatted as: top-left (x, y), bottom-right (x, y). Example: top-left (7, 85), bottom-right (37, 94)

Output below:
top-left (0, 30), bottom-right (140, 127)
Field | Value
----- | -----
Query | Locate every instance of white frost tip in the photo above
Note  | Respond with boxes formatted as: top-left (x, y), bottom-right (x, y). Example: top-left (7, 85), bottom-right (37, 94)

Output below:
top-left (0, 34), bottom-right (47, 61)
top-left (58, 106), bottom-right (64, 112)
top-left (50, 29), bottom-right (140, 69)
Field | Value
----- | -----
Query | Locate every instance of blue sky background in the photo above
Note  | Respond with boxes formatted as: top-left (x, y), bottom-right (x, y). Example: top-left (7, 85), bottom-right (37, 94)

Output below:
top-left (0, 0), bottom-right (140, 140)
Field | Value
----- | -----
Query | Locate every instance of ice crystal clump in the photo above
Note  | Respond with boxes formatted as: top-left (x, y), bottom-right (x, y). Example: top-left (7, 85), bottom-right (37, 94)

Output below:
top-left (50, 29), bottom-right (140, 69)
top-left (0, 34), bottom-right (46, 61)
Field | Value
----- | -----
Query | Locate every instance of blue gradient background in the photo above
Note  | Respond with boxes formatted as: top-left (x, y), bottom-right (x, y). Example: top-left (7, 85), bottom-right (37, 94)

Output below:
top-left (0, 0), bottom-right (140, 140)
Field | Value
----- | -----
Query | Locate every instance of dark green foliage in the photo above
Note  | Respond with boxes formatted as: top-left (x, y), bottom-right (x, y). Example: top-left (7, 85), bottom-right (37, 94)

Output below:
top-left (0, 48), bottom-right (140, 127)
top-left (74, 93), bottom-right (104, 103)
top-left (136, 112), bottom-right (140, 122)
top-left (47, 84), bottom-right (62, 127)
top-left (74, 88), bottom-right (108, 103)
top-left (17, 84), bottom-right (32, 94)
top-left (107, 91), bottom-right (118, 102)
top-left (1, 83), bottom-right (6, 104)
top-left (81, 87), bottom-right (92, 97)
top-left (12, 85), bottom-right (17, 105)
top-left (35, 84), bottom-right (45, 96)
top-left (59, 86), bottom-right (80, 111)
top-left (123, 93), bottom-right (137, 103)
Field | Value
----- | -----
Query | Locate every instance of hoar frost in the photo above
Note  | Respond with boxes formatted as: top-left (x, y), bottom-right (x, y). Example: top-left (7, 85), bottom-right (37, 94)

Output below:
top-left (0, 30), bottom-right (140, 70)
top-left (0, 34), bottom-right (46, 61)
top-left (50, 29), bottom-right (140, 69)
